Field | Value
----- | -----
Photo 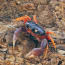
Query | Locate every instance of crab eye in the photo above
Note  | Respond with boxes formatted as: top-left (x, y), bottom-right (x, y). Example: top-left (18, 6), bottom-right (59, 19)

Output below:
top-left (32, 29), bottom-right (38, 33)
top-left (35, 29), bottom-right (38, 32)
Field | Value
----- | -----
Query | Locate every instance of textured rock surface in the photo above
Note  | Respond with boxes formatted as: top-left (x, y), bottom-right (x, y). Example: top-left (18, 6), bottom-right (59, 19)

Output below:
top-left (0, 0), bottom-right (65, 65)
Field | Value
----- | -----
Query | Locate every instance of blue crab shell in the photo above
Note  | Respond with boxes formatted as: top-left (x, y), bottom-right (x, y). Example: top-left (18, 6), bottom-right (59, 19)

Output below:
top-left (25, 21), bottom-right (46, 36)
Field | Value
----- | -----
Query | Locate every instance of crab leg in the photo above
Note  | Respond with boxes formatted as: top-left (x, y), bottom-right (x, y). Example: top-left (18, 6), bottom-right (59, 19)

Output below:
top-left (13, 27), bottom-right (22, 50)
top-left (41, 39), bottom-right (48, 58)
top-left (43, 44), bottom-right (48, 58)
top-left (47, 36), bottom-right (56, 48)
top-left (46, 31), bottom-right (56, 36)
top-left (41, 39), bottom-right (48, 49)
top-left (33, 15), bottom-right (38, 24)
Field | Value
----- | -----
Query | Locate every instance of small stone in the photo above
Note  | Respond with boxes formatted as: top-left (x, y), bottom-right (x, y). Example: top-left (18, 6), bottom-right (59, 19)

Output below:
top-left (16, 57), bottom-right (24, 64)
top-left (37, 63), bottom-right (42, 65)
top-left (6, 55), bottom-right (15, 62)
top-left (4, 60), bottom-right (14, 65)
top-left (0, 53), bottom-right (4, 60)
top-left (26, 62), bottom-right (31, 65)
top-left (57, 49), bottom-right (65, 55)
top-left (16, 1), bottom-right (21, 5)
top-left (23, 3), bottom-right (35, 10)
top-left (33, 0), bottom-right (50, 5)
top-left (31, 64), bottom-right (35, 65)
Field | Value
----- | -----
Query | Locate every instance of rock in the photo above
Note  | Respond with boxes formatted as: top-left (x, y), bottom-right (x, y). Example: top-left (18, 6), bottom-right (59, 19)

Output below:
top-left (37, 63), bottom-right (42, 65)
top-left (57, 49), bottom-right (65, 55)
top-left (56, 44), bottom-right (65, 56)
top-left (6, 55), bottom-right (15, 62)
top-left (33, 0), bottom-right (50, 5)
top-left (0, 53), bottom-right (4, 60)
top-left (16, 57), bottom-right (24, 63)
top-left (23, 3), bottom-right (35, 10)
top-left (26, 62), bottom-right (31, 65)
top-left (4, 60), bottom-right (14, 65)
top-left (15, 0), bottom-right (21, 5)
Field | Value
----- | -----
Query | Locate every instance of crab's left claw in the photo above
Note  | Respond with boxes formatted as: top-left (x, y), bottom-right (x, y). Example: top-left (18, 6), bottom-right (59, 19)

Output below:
top-left (14, 15), bottom-right (31, 24)
top-left (13, 27), bottom-right (22, 51)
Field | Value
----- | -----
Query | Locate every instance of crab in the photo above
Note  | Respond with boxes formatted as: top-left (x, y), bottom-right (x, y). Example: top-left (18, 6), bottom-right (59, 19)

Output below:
top-left (13, 15), bottom-right (56, 58)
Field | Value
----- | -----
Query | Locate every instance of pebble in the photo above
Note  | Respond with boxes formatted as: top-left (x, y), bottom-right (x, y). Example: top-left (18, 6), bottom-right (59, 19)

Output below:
top-left (6, 55), bottom-right (15, 62)
top-left (16, 57), bottom-right (24, 63)
top-left (37, 63), bottom-right (42, 65)
top-left (57, 49), bottom-right (65, 55)
top-left (26, 62), bottom-right (31, 65)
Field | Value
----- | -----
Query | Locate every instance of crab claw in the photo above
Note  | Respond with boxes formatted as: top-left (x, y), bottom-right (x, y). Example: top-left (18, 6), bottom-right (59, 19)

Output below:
top-left (13, 27), bottom-right (22, 50)
top-left (15, 15), bottom-right (31, 24)
top-left (25, 39), bottom-right (48, 58)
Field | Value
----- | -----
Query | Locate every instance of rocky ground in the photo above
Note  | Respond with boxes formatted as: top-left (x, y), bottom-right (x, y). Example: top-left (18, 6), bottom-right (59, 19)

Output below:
top-left (0, 0), bottom-right (65, 65)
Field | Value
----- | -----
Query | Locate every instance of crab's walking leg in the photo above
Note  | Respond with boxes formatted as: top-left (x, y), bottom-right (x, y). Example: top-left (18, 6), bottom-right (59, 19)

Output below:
top-left (13, 27), bottom-right (22, 51)
top-left (47, 36), bottom-right (56, 49)
top-left (41, 39), bottom-right (48, 58)
top-left (46, 31), bottom-right (56, 36)
top-left (33, 15), bottom-right (38, 24)
top-left (44, 44), bottom-right (48, 58)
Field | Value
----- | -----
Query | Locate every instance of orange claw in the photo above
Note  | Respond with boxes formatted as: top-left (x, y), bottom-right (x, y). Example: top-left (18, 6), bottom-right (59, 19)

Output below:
top-left (33, 15), bottom-right (38, 24)
top-left (15, 15), bottom-right (31, 22)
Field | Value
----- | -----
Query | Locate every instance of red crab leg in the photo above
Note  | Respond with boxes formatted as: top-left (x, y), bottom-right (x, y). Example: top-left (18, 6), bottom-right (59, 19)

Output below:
top-left (46, 31), bottom-right (56, 36)
top-left (33, 15), bottom-right (38, 24)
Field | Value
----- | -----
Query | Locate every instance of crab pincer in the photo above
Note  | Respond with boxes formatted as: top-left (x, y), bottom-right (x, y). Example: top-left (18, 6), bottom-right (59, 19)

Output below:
top-left (25, 39), bottom-right (48, 58)
top-left (13, 27), bottom-right (22, 51)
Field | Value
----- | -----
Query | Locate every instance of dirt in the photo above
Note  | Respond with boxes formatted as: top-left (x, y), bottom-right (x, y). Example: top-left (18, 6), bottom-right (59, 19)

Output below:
top-left (0, 0), bottom-right (65, 65)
